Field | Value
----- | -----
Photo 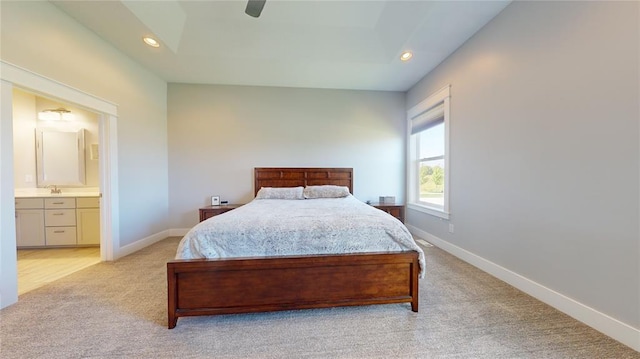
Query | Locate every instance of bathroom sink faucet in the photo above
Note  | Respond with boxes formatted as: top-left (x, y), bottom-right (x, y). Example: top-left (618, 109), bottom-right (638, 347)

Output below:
top-left (49, 185), bottom-right (61, 194)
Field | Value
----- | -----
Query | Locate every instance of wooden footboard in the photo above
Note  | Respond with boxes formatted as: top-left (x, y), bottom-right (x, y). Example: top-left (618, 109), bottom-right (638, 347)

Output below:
top-left (167, 251), bottom-right (419, 329)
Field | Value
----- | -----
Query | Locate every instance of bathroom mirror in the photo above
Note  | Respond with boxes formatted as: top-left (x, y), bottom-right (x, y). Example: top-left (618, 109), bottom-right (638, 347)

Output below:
top-left (36, 128), bottom-right (86, 187)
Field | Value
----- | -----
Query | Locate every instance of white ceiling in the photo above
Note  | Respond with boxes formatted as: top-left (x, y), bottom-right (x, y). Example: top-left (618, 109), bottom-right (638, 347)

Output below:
top-left (52, 0), bottom-right (510, 91)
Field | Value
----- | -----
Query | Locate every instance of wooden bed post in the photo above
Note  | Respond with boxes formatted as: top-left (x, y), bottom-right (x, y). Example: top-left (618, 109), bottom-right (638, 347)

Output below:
top-left (167, 263), bottom-right (178, 329)
top-left (411, 258), bottom-right (419, 312)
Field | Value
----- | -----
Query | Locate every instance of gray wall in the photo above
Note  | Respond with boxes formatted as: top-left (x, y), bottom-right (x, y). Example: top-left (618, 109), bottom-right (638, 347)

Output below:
top-left (407, 1), bottom-right (639, 328)
top-left (168, 84), bottom-right (406, 228)
top-left (1, 1), bottom-right (169, 247)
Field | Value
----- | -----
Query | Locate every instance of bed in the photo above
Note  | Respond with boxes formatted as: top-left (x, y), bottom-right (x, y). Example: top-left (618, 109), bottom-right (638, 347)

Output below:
top-left (167, 167), bottom-right (423, 329)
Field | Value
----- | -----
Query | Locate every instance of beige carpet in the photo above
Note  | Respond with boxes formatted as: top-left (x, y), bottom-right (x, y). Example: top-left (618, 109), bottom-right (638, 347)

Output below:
top-left (1, 237), bottom-right (637, 358)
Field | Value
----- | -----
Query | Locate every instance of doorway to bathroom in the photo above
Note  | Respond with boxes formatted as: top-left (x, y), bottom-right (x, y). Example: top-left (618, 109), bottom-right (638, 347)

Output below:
top-left (13, 88), bottom-right (102, 295)
top-left (1, 61), bottom-right (120, 307)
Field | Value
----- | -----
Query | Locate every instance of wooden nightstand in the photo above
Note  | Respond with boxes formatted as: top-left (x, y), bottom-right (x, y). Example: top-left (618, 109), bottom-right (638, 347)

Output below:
top-left (370, 203), bottom-right (405, 223)
top-left (199, 204), bottom-right (243, 222)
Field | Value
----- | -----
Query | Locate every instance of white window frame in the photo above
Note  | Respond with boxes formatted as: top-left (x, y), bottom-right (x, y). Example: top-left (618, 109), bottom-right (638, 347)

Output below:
top-left (407, 85), bottom-right (450, 219)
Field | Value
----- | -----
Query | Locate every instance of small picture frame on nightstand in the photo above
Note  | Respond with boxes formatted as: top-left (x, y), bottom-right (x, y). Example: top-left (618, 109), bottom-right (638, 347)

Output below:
top-left (211, 196), bottom-right (220, 206)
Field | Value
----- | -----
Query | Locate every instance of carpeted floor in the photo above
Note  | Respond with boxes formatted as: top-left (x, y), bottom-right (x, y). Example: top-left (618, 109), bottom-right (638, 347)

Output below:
top-left (1, 237), bottom-right (637, 358)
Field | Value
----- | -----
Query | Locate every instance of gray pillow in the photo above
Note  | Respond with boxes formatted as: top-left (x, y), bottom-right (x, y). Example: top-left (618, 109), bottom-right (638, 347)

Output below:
top-left (303, 185), bottom-right (350, 199)
top-left (255, 186), bottom-right (304, 200)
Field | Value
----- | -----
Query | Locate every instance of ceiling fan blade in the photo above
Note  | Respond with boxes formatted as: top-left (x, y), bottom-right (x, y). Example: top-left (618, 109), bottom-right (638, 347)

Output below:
top-left (245, 0), bottom-right (266, 18)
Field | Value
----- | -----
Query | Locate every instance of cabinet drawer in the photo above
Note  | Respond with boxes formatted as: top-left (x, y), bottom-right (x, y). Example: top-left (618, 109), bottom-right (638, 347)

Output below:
top-left (76, 197), bottom-right (100, 208)
top-left (201, 208), bottom-right (233, 220)
top-left (199, 204), bottom-right (243, 222)
top-left (15, 198), bottom-right (44, 209)
top-left (46, 227), bottom-right (77, 245)
top-left (45, 198), bottom-right (76, 209)
top-left (382, 208), bottom-right (401, 218)
top-left (372, 203), bottom-right (405, 223)
top-left (45, 209), bottom-right (76, 226)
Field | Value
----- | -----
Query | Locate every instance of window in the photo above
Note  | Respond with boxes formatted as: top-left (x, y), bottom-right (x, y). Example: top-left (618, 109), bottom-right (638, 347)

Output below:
top-left (407, 85), bottom-right (450, 219)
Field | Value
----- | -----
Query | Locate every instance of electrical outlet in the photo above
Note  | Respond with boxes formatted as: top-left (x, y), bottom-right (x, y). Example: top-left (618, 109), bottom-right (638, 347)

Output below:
top-left (448, 223), bottom-right (455, 233)
top-left (25, 175), bottom-right (33, 183)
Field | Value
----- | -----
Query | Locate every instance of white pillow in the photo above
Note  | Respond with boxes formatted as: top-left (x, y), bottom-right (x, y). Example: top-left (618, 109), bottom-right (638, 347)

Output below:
top-left (255, 186), bottom-right (304, 200)
top-left (303, 185), bottom-right (350, 199)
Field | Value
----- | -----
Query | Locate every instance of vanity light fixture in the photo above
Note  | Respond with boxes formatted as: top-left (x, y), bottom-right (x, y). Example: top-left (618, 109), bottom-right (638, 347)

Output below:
top-left (400, 51), bottom-right (413, 61)
top-left (38, 108), bottom-right (74, 121)
top-left (143, 36), bottom-right (160, 48)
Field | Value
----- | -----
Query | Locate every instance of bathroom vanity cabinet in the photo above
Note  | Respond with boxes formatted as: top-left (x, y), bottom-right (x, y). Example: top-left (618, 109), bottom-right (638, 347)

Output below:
top-left (15, 196), bottom-right (100, 248)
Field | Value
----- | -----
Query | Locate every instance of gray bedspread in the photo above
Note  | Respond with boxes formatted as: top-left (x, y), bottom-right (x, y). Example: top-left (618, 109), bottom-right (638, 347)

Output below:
top-left (176, 195), bottom-right (425, 277)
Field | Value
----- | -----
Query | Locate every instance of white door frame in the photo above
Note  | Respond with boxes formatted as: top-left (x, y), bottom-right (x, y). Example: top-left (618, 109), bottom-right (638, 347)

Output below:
top-left (0, 61), bottom-right (119, 308)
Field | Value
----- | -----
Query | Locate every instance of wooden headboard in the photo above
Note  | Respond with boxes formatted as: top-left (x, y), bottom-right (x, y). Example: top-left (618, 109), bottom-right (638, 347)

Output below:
top-left (254, 168), bottom-right (353, 196)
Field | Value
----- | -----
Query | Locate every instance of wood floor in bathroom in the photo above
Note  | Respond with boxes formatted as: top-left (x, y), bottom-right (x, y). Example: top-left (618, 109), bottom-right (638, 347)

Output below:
top-left (17, 247), bottom-right (101, 295)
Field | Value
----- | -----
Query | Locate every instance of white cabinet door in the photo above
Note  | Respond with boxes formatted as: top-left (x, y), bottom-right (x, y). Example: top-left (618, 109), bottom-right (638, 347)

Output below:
top-left (16, 210), bottom-right (45, 247)
top-left (76, 208), bottom-right (100, 245)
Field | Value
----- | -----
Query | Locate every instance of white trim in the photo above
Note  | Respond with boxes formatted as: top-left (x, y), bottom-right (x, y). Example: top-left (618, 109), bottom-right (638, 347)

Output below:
top-left (169, 228), bottom-right (191, 237)
top-left (117, 230), bottom-right (170, 259)
top-left (114, 228), bottom-right (188, 259)
top-left (0, 61), bottom-right (117, 115)
top-left (407, 84), bottom-right (451, 218)
top-left (0, 81), bottom-right (18, 309)
top-left (407, 203), bottom-right (450, 220)
top-left (443, 96), bottom-right (450, 215)
top-left (407, 225), bottom-right (640, 352)
top-left (407, 85), bottom-right (450, 119)
top-left (99, 115), bottom-right (120, 260)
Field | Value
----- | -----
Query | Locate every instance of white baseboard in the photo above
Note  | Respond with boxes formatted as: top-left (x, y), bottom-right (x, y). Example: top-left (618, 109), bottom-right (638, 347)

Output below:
top-left (407, 224), bottom-right (640, 352)
top-left (115, 229), bottom-right (170, 259)
top-left (114, 228), bottom-right (191, 259)
top-left (169, 228), bottom-right (190, 237)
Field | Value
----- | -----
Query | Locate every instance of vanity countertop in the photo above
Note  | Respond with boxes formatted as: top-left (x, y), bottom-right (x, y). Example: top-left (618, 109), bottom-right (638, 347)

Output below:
top-left (15, 188), bottom-right (100, 198)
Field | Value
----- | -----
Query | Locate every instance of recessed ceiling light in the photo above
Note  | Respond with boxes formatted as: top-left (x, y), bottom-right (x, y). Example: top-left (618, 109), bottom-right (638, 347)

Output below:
top-left (400, 51), bottom-right (413, 61)
top-left (143, 37), bottom-right (160, 48)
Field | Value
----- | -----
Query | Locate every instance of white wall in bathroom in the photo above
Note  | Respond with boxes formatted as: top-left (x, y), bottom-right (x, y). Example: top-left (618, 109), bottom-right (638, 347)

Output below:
top-left (13, 88), bottom-right (100, 189)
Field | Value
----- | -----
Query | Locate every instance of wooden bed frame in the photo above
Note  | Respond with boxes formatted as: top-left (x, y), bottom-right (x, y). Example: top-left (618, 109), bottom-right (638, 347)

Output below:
top-left (167, 167), bottom-right (420, 329)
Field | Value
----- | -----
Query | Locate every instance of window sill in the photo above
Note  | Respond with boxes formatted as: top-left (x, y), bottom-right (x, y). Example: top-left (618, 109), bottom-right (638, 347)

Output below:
top-left (407, 203), bottom-right (450, 220)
